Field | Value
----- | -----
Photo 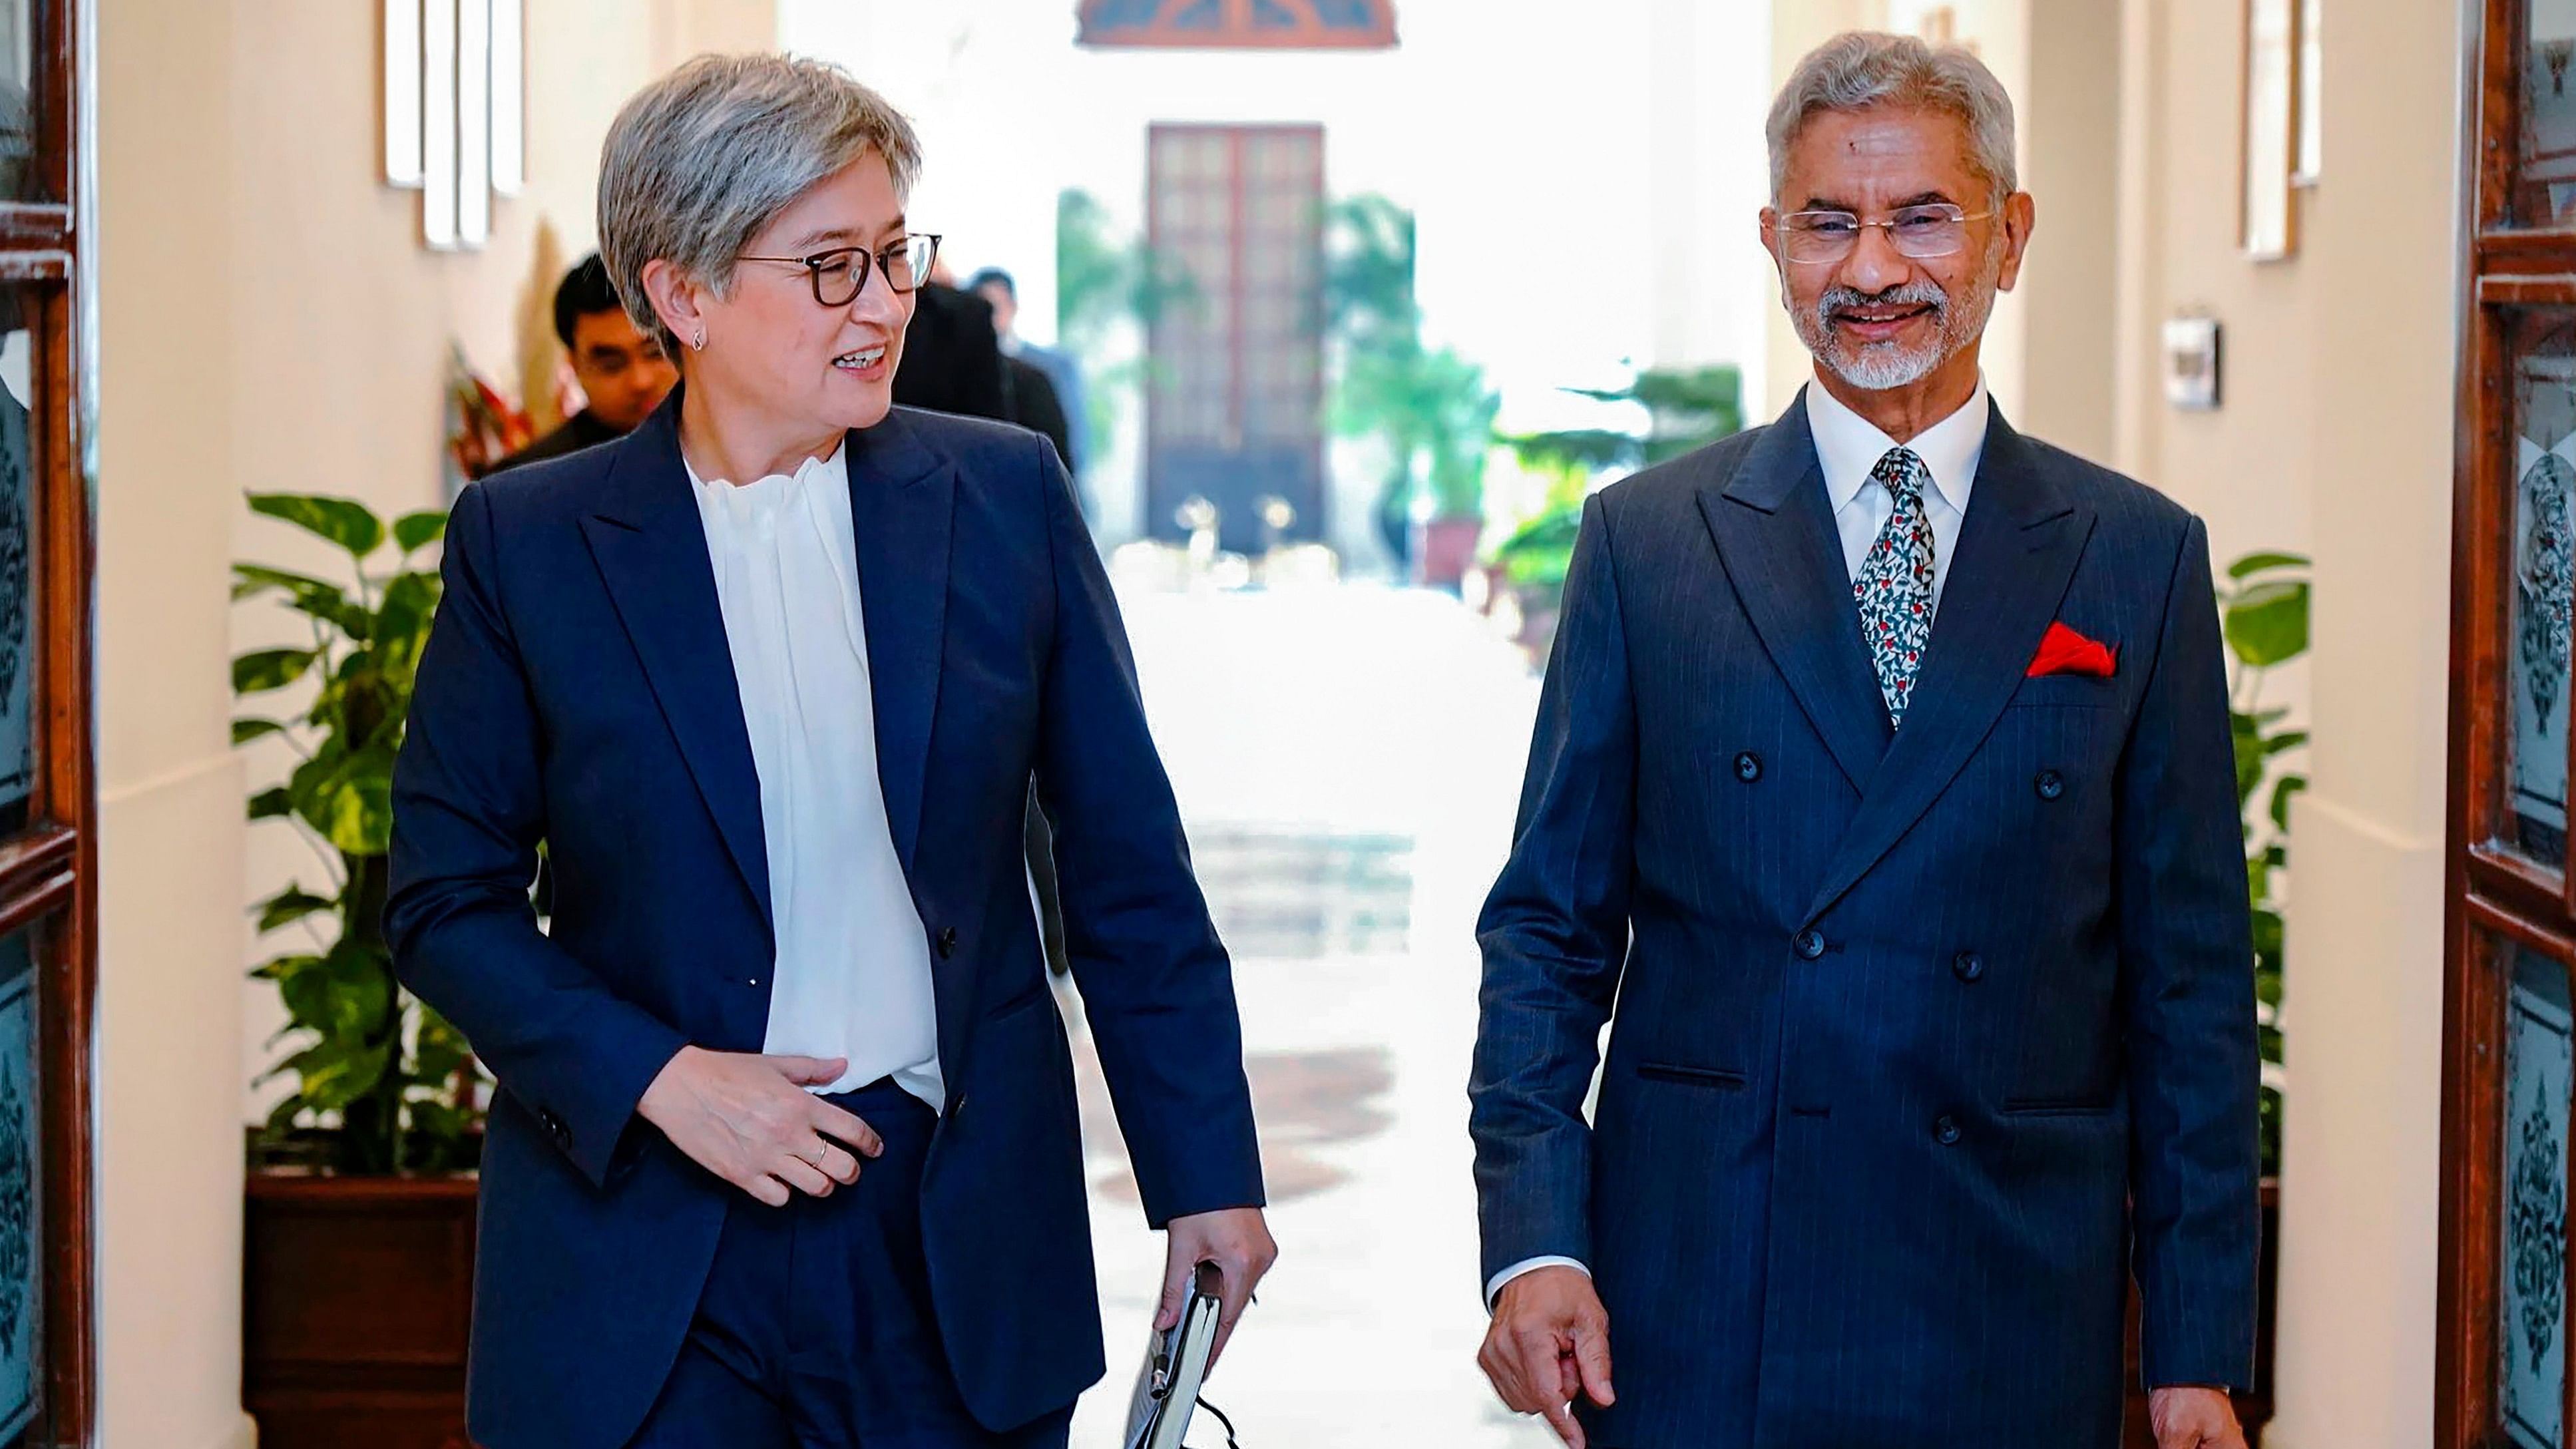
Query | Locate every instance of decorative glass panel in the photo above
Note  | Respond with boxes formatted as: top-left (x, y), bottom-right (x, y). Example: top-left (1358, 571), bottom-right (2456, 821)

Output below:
top-left (2509, 313), bottom-right (2576, 868)
top-left (2506, 940), bottom-right (2574, 1449)
top-left (2530, 0), bottom-right (2576, 224)
top-left (0, 1), bottom-right (38, 205)
top-left (0, 925), bottom-right (41, 1446)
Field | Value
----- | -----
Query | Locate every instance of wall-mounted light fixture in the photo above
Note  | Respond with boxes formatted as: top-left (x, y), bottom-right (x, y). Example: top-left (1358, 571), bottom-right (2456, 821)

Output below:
top-left (384, 0), bottom-right (524, 251)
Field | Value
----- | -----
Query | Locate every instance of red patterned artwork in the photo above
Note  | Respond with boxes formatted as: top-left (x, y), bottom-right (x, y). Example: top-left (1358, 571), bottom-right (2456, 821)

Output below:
top-left (1077, 0), bottom-right (1397, 51)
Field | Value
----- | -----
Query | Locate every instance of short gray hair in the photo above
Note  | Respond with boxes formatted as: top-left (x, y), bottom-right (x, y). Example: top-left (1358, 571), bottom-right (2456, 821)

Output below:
top-left (598, 53), bottom-right (923, 354)
top-left (1767, 32), bottom-right (2017, 205)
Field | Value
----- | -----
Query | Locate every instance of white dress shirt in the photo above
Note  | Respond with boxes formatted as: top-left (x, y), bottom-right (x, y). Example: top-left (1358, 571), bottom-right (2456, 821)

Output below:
top-left (688, 444), bottom-right (944, 1109)
top-left (1808, 375), bottom-right (1990, 614)
top-left (1480, 377), bottom-right (1995, 1311)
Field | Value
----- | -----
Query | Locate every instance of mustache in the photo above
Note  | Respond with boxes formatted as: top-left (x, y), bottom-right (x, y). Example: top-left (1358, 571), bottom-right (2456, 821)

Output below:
top-left (1817, 280), bottom-right (1949, 324)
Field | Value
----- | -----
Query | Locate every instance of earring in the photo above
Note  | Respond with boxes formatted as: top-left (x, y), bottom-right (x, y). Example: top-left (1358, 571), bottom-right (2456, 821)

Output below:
top-left (690, 327), bottom-right (706, 352)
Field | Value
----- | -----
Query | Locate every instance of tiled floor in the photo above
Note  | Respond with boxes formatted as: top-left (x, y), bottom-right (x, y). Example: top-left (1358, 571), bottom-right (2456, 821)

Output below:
top-left (1060, 582), bottom-right (1563, 1447)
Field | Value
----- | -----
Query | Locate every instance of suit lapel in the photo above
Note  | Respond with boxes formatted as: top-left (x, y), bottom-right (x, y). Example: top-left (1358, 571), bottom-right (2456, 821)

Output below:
top-left (1700, 391), bottom-right (1894, 794)
top-left (843, 407), bottom-right (953, 874)
top-left (1801, 410), bottom-right (2095, 924)
top-left (577, 393), bottom-right (773, 929)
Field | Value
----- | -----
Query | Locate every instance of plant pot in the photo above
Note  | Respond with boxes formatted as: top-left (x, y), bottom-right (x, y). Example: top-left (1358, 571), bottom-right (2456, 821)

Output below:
top-left (1411, 515), bottom-right (1483, 592)
top-left (2120, 1177), bottom-right (2280, 1446)
top-left (243, 1166), bottom-right (478, 1449)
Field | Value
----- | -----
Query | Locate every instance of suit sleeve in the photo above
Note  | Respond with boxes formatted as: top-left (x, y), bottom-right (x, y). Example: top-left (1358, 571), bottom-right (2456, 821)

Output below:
top-left (2117, 515), bottom-right (2263, 1390)
top-left (385, 481), bottom-right (689, 1188)
top-left (1028, 435), bottom-right (1264, 1227)
top-left (1468, 492), bottom-right (1637, 1290)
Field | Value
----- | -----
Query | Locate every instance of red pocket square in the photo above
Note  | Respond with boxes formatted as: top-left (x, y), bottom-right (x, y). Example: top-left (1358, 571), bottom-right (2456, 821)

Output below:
top-left (2028, 622), bottom-right (2117, 678)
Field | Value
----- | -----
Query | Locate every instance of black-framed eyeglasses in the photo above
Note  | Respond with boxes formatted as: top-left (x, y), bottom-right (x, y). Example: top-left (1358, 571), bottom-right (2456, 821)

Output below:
top-left (737, 233), bottom-right (943, 308)
top-left (1776, 205), bottom-right (1993, 264)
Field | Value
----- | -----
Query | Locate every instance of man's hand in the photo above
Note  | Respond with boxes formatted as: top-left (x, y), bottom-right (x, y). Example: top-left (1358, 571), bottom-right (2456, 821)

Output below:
top-left (2149, 1386), bottom-right (2248, 1449)
top-left (1478, 1265), bottom-right (1614, 1449)
top-left (636, 1047), bottom-right (883, 1205)
top-left (1159, 1207), bottom-right (1278, 1370)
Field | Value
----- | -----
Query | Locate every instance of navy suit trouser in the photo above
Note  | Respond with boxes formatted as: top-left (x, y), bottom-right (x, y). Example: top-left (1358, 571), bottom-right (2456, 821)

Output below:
top-left (624, 1080), bottom-right (1077, 1449)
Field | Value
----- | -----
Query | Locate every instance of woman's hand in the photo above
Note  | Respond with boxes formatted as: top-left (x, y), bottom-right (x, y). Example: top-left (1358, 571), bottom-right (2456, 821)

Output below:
top-left (1159, 1207), bottom-right (1279, 1369)
top-left (636, 1046), bottom-right (885, 1205)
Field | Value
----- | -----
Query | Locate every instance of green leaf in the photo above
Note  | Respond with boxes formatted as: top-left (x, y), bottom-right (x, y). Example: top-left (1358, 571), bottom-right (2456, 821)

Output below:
top-left (392, 510), bottom-right (449, 554)
top-left (2230, 712), bottom-right (2265, 811)
top-left (281, 1037), bottom-right (391, 1112)
top-left (259, 1093), bottom-right (308, 1140)
top-left (248, 493), bottom-right (385, 559)
top-left (252, 885), bottom-right (337, 935)
top-left (232, 717), bottom-right (288, 746)
top-left (2222, 579), bottom-right (2310, 668)
top-left (249, 951), bottom-right (322, 982)
top-left (406, 1099), bottom-right (471, 1142)
top-left (274, 938), bottom-right (396, 1044)
top-left (1504, 428), bottom-right (1640, 473)
top-left (412, 1006), bottom-right (475, 1086)
top-left (2226, 550), bottom-right (2310, 580)
top-left (372, 570), bottom-right (442, 694)
top-left (2263, 729), bottom-right (2311, 757)
top-left (2251, 906), bottom-right (2285, 971)
top-left (232, 648), bottom-right (318, 695)
top-left (247, 787), bottom-right (293, 821)
top-left (289, 743), bottom-right (397, 855)
top-left (232, 564), bottom-right (341, 603)
top-left (2270, 774), bottom-right (2309, 833)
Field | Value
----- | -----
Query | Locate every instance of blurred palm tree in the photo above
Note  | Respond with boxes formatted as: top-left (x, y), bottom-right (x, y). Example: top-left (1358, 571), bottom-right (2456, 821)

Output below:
top-left (1324, 195), bottom-right (1498, 566)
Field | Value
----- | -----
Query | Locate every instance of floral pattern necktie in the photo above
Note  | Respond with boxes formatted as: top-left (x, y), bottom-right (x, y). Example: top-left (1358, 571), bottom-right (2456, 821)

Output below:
top-left (1854, 447), bottom-right (1937, 725)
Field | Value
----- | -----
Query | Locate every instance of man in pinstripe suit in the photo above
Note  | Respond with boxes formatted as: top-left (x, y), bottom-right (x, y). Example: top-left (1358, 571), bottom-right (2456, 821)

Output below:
top-left (1468, 34), bottom-right (2259, 1449)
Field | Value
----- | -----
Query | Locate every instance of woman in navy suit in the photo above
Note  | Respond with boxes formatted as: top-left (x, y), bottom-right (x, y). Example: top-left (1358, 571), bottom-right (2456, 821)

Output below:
top-left (386, 53), bottom-right (1274, 1449)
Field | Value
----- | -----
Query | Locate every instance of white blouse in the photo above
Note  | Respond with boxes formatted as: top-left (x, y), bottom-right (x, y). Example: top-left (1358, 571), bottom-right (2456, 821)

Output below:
top-left (686, 443), bottom-right (943, 1108)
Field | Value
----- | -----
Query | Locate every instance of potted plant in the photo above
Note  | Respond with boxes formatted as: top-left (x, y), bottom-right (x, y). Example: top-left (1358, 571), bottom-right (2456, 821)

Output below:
top-left (232, 491), bottom-right (489, 1449)
top-left (1325, 195), bottom-right (1501, 588)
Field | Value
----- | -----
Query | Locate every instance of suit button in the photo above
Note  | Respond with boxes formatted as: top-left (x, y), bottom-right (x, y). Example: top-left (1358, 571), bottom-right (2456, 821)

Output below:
top-left (949, 1093), bottom-right (968, 1123)
top-left (1934, 1114), bottom-right (1962, 1145)
top-left (937, 927), bottom-right (959, 960)
top-left (2035, 769), bottom-right (2065, 801)
top-left (1953, 951), bottom-right (1985, 983)
top-left (1793, 929), bottom-right (1826, 961)
top-left (538, 1108), bottom-right (570, 1147)
top-left (1733, 751), bottom-right (1763, 783)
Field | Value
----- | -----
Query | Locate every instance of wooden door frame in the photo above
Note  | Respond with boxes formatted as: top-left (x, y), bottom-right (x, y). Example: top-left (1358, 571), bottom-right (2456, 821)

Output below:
top-left (2440, 0), bottom-right (2576, 1442)
top-left (3, 0), bottom-right (95, 1442)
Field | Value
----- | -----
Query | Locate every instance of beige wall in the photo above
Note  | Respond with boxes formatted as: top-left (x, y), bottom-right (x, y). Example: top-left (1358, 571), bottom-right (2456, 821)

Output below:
top-left (232, 0), bottom-right (776, 1121)
top-left (2113, 0), bottom-right (2318, 567)
top-left (96, 3), bottom-right (772, 1446)
top-left (2014, 0), bottom-right (2117, 461)
top-left (97, 0), bottom-right (260, 1439)
top-left (2115, 0), bottom-right (2457, 1442)
top-left (2261, 0), bottom-right (2459, 1440)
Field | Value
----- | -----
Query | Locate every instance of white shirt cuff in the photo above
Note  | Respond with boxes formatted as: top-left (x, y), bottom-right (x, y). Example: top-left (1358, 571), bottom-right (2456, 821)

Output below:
top-left (1484, 1255), bottom-right (1590, 1311)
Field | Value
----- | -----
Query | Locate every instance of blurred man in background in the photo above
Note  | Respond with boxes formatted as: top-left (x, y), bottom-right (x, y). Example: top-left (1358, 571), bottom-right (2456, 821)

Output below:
top-left (483, 253), bottom-right (678, 476)
top-left (967, 266), bottom-right (1088, 485)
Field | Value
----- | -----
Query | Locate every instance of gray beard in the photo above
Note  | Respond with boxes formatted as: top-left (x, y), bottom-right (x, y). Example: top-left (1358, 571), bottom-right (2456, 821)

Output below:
top-left (1792, 254), bottom-right (2002, 393)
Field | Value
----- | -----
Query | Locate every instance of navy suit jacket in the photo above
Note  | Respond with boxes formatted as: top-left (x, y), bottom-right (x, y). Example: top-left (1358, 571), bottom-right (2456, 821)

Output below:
top-left (1468, 393), bottom-right (2260, 1448)
top-left (385, 395), bottom-right (1263, 1449)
